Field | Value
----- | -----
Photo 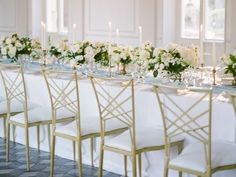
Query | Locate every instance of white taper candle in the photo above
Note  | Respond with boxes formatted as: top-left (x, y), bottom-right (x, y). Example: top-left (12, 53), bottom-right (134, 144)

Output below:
top-left (138, 26), bottom-right (142, 47)
top-left (116, 29), bottom-right (119, 46)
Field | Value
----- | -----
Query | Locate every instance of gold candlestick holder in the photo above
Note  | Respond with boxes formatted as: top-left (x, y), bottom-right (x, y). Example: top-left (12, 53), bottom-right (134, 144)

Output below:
top-left (212, 69), bottom-right (216, 85)
top-left (42, 50), bottom-right (47, 66)
top-left (109, 54), bottom-right (112, 77)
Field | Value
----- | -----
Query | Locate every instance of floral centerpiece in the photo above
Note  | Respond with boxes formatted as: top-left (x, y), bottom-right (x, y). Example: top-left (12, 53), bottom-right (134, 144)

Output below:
top-left (49, 39), bottom-right (69, 58)
top-left (148, 43), bottom-right (196, 81)
top-left (69, 42), bottom-right (86, 67)
top-left (224, 50), bottom-right (236, 86)
top-left (93, 42), bottom-right (109, 66)
top-left (111, 46), bottom-right (132, 74)
top-left (69, 41), bottom-right (97, 69)
top-left (0, 33), bottom-right (42, 62)
top-left (30, 39), bottom-right (42, 60)
top-left (131, 41), bottom-right (155, 76)
top-left (0, 33), bottom-right (24, 62)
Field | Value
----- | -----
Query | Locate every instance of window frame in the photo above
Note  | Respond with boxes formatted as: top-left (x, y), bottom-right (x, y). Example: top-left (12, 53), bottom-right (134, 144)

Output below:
top-left (180, 0), bottom-right (226, 42)
top-left (46, 0), bottom-right (68, 36)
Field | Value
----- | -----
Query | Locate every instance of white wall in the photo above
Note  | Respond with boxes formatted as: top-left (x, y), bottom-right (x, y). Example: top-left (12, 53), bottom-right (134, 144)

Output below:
top-left (0, 0), bottom-right (29, 38)
top-left (69, 0), bottom-right (159, 46)
top-left (1, 0), bottom-right (236, 52)
top-left (227, 0), bottom-right (236, 52)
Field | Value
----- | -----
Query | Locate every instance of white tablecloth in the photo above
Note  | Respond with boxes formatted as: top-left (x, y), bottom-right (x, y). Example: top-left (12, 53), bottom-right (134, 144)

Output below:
top-left (0, 71), bottom-right (236, 177)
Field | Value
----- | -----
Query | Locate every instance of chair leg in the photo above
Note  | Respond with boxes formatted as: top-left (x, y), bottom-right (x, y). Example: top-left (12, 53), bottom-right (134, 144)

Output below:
top-left (207, 170), bottom-right (212, 177)
top-left (164, 157), bottom-right (170, 177)
top-left (12, 125), bottom-right (16, 143)
top-left (90, 137), bottom-right (94, 167)
top-left (177, 143), bottom-right (183, 177)
top-left (37, 125), bottom-right (40, 152)
top-left (164, 166), bottom-right (169, 177)
top-left (77, 140), bottom-right (83, 177)
top-left (73, 141), bottom-right (76, 161)
top-left (50, 134), bottom-right (56, 177)
top-left (98, 139), bottom-right (104, 177)
top-left (6, 122), bottom-right (10, 162)
top-left (124, 155), bottom-right (127, 177)
top-left (3, 118), bottom-right (6, 140)
top-left (132, 153), bottom-right (137, 177)
top-left (25, 127), bottom-right (30, 171)
top-left (138, 154), bottom-right (142, 177)
top-left (47, 125), bottom-right (51, 152)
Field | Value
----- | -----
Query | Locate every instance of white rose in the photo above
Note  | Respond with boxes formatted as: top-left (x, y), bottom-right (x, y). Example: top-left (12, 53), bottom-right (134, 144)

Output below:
top-left (159, 63), bottom-right (165, 70)
top-left (70, 59), bottom-right (77, 67)
top-left (153, 48), bottom-right (160, 57)
top-left (120, 51), bottom-right (127, 60)
top-left (8, 46), bottom-right (17, 58)
top-left (1, 47), bottom-right (7, 55)
top-left (12, 37), bottom-right (16, 43)
top-left (167, 43), bottom-right (178, 50)
top-left (112, 53), bottom-right (120, 63)
top-left (75, 55), bottom-right (84, 61)
top-left (6, 38), bottom-right (12, 45)
top-left (85, 46), bottom-right (95, 56)
top-left (154, 63), bottom-right (160, 70)
top-left (15, 41), bottom-right (22, 49)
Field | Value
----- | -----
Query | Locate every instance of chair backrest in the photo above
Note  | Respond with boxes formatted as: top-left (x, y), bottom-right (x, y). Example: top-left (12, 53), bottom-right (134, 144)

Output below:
top-left (0, 64), bottom-right (28, 122)
top-left (229, 92), bottom-right (236, 142)
top-left (90, 77), bottom-right (135, 148)
top-left (154, 85), bottom-right (212, 169)
top-left (42, 69), bottom-right (80, 135)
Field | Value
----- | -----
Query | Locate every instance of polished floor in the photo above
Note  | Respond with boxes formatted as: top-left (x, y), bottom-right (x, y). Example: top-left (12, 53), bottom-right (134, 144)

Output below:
top-left (0, 138), bottom-right (121, 177)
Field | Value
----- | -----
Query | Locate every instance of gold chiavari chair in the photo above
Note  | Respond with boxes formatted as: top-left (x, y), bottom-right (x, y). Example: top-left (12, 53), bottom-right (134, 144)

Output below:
top-left (43, 70), bottom-right (127, 177)
top-left (0, 64), bottom-right (74, 171)
top-left (90, 77), bottom-right (184, 177)
top-left (0, 73), bottom-right (30, 141)
top-left (155, 85), bottom-right (236, 177)
top-left (230, 92), bottom-right (236, 118)
top-left (0, 100), bottom-right (20, 141)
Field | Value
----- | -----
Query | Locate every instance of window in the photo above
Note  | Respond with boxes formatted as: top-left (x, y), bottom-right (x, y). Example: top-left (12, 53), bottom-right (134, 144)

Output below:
top-left (181, 0), bottom-right (225, 40)
top-left (46, 0), bottom-right (69, 33)
top-left (181, 0), bottom-right (200, 39)
top-left (205, 0), bottom-right (225, 40)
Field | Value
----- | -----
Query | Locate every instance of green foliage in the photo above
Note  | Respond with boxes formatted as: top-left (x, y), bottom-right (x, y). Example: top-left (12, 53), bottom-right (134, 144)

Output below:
top-left (225, 54), bottom-right (236, 77)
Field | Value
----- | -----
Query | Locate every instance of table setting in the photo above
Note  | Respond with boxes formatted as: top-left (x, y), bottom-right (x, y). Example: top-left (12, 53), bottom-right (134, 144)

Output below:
top-left (0, 32), bottom-right (236, 177)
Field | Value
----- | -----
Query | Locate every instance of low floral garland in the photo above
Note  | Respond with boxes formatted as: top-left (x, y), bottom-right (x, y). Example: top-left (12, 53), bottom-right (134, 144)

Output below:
top-left (1, 33), bottom-right (199, 79)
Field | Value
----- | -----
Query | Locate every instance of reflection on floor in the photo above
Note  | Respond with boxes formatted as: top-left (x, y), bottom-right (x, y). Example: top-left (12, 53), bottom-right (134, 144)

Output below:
top-left (0, 138), bottom-right (121, 177)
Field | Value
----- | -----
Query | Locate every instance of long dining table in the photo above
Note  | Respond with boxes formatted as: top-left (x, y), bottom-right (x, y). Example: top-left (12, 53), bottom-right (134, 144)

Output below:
top-left (0, 62), bottom-right (236, 177)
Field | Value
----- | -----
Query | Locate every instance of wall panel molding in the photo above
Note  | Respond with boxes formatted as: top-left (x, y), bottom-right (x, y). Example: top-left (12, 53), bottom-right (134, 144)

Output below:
top-left (0, 0), bottom-right (17, 31)
top-left (0, 0), bottom-right (28, 37)
top-left (85, 0), bottom-right (139, 38)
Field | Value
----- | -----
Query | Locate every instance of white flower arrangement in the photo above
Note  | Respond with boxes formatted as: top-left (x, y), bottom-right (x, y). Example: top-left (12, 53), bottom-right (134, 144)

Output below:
top-left (148, 43), bottom-right (196, 80)
top-left (0, 33), bottom-right (42, 62)
top-left (111, 46), bottom-right (132, 66)
top-left (0, 33), bottom-right (21, 61)
top-left (30, 39), bottom-right (42, 59)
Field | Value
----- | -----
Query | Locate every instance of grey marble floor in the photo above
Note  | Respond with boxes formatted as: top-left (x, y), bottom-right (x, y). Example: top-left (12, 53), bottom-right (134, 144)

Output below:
top-left (0, 138), bottom-right (121, 177)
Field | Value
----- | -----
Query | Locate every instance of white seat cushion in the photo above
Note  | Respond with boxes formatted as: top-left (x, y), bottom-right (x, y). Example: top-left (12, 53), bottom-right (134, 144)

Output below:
top-left (0, 100), bottom-right (38, 115)
top-left (10, 106), bottom-right (74, 124)
top-left (169, 140), bottom-right (236, 173)
top-left (105, 127), bottom-right (184, 151)
top-left (55, 118), bottom-right (127, 137)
